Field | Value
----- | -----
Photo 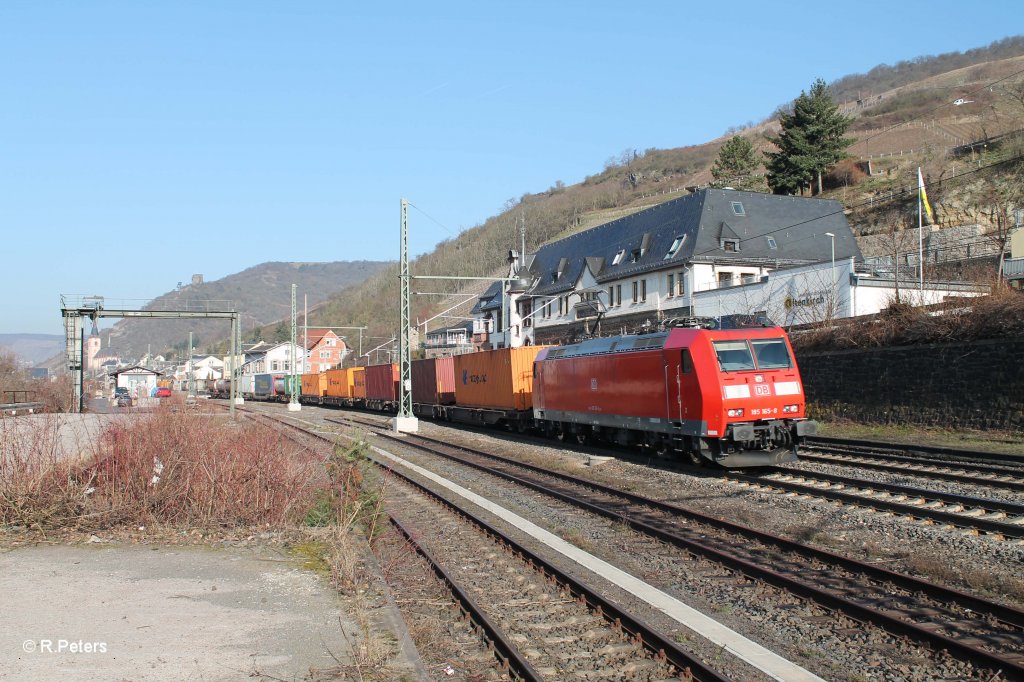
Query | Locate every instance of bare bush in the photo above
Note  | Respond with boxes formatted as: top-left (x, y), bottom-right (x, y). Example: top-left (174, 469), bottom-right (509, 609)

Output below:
top-left (793, 286), bottom-right (1024, 351)
top-left (1, 407), bottom-right (330, 530)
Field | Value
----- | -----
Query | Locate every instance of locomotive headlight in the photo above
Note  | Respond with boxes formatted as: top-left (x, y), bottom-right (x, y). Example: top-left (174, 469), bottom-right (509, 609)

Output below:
top-left (782, 404), bottom-right (799, 413)
top-left (727, 408), bottom-right (744, 417)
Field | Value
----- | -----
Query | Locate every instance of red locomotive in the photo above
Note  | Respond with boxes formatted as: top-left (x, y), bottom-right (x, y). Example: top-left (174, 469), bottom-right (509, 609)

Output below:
top-left (532, 321), bottom-right (816, 467)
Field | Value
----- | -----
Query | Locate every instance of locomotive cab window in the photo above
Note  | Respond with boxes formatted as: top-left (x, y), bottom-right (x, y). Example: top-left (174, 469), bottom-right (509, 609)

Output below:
top-left (681, 349), bottom-right (693, 374)
top-left (712, 340), bottom-right (755, 372)
top-left (751, 338), bottom-right (792, 369)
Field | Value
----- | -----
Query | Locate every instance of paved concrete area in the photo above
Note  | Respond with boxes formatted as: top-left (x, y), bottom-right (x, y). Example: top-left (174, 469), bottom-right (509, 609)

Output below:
top-left (0, 413), bottom-right (113, 462)
top-left (0, 544), bottom-right (354, 681)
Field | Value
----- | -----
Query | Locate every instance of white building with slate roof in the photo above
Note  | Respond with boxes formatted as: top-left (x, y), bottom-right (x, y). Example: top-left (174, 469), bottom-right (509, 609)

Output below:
top-left (468, 189), bottom-right (987, 348)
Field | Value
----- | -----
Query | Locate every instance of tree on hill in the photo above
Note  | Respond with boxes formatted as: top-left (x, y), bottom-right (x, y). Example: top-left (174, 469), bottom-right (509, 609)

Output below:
top-left (710, 136), bottom-right (763, 190)
top-left (765, 79), bottom-right (854, 196)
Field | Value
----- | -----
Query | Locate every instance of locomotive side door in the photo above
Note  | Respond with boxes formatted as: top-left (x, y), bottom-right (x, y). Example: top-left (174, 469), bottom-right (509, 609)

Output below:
top-left (675, 348), bottom-right (699, 425)
top-left (665, 348), bottom-right (693, 424)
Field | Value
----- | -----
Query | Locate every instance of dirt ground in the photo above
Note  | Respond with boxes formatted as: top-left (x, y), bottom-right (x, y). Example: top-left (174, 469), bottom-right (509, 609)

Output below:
top-left (0, 543), bottom-right (354, 681)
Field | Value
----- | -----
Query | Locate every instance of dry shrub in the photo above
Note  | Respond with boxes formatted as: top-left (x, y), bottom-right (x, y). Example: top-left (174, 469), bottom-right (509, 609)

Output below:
top-left (1, 407), bottom-right (330, 530)
top-left (88, 408), bottom-right (328, 527)
top-left (825, 159), bottom-right (868, 189)
top-left (793, 287), bottom-right (1024, 351)
top-left (0, 415), bottom-right (90, 528)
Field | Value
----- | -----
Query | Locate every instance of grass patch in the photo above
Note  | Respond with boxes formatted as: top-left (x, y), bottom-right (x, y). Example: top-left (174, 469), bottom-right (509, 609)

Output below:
top-left (290, 540), bottom-right (330, 573)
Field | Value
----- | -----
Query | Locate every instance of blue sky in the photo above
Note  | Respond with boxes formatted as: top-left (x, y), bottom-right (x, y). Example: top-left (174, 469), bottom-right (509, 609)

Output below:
top-left (2, 1), bottom-right (1020, 334)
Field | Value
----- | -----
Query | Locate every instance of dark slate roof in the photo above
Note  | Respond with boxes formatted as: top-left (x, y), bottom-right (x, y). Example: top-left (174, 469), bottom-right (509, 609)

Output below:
top-left (470, 281), bottom-right (504, 314)
top-left (526, 189), bottom-right (861, 297)
top-left (427, 321), bottom-right (473, 338)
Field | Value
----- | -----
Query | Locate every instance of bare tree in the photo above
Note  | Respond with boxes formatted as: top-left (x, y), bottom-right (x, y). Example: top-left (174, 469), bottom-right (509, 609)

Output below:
top-left (875, 210), bottom-right (919, 303)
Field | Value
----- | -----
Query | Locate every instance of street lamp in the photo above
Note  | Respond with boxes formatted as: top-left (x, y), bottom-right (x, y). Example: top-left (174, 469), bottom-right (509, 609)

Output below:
top-left (824, 232), bottom-right (836, 291)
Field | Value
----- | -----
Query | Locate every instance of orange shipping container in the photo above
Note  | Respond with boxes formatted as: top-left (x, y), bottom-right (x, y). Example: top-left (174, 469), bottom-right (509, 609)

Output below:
top-left (325, 367), bottom-right (365, 398)
top-left (301, 372), bottom-right (327, 397)
top-left (453, 346), bottom-right (550, 411)
top-left (350, 367), bottom-right (366, 399)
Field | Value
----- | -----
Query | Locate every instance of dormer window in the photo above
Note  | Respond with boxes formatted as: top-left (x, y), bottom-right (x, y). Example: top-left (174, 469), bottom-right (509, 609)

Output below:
top-left (612, 249), bottom-right (625, 265)
top-left (731, 201), bottom-right (745, 216)
top-left (630, 249), bottom-right (641, 263)
top-left (721, 239), bottom-right (739, 252)
top-left (665, 234), bottom-right (686, 259)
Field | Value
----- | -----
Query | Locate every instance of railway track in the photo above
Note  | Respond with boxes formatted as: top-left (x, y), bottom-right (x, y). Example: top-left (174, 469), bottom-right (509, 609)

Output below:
top-left (729, 468), bottom-right (1024, 540)
top-left (805, 436), bottom-right (1024, 467)
top-left (798, 448), bottom-right (1024, 493)
top-left (242, 406), bottom-right (736, 681)
top-left (330, 412), bottom-right (1024, 678)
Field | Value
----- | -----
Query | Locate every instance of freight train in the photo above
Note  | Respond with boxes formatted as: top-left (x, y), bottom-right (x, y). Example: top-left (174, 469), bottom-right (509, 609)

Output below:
top-left (212, 320), bottom-right (815, 467)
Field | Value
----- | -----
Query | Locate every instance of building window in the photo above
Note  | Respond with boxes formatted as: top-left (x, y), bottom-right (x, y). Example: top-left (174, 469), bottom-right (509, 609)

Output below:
top-left (271, 361), bottom-right (279, 371)
top-left (631, 249), bottom-right (641, 263)
top-left (640, 279), bottom-right (647, 302)
top-left (731, 201), bottom-right (745, 216)
top-left (632, 281), bottom-right (639, 303)
top-left (767, 236), bottom-right (777, 250)
top-left (325, 338), bottom-right (336, 347)
top-left (612, 249), bottom-right (625, 265)
top-left (722, 239), bottom-right (739, 252)
top-left (616, 284), bottom-right (622, 306)
top-left (677, 272), bottom-right (685, 296)
top-left (718, 272), bottom-right (734, 287)
top-left (608, 286), bottom-right (615, 306)
top-left (667, 273), bottom-right (675, 297)
top-left (665, 235), bottom-right (686, 259)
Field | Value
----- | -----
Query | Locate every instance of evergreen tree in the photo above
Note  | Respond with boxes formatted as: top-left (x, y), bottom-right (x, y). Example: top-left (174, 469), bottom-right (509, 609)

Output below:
top-left (765, 79), bottom-right (854, 195)
top-left (710, 136), bottom-right (763, 190)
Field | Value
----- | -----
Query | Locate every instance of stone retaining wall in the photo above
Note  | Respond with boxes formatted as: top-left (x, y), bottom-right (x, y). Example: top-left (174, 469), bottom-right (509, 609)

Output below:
top-left (796, 338), bottom-right (1024, 432)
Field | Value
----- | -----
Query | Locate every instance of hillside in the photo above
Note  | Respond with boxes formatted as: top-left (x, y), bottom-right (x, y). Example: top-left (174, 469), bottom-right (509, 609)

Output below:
top-left (298, 38), bottom-right (1024, 345)
top-left (99, 260), bottom-right (389, 359)
top-left (0, 334), bottom-right (63, 366)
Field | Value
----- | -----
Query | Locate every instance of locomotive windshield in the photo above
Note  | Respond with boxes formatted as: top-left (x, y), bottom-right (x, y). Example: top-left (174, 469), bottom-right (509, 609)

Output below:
top-left (713, 338), bottom-right (792, 372)
top-left (750, 338), bottom-right (792, 369)
top-left (712, 340), bottom-right (755, 371)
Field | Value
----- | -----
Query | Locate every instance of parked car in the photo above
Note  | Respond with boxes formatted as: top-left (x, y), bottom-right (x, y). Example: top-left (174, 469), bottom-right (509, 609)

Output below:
top-left (114, 387), bottom-right (130, 399)
top-left (156, 387), bottom-right (172, 398)
top-left (116, 395), bottom-right (133, 408)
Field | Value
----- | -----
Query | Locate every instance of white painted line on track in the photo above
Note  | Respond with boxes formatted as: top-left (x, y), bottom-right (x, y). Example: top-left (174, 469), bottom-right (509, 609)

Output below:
top-left (372, 445), bottom-right (824, 682)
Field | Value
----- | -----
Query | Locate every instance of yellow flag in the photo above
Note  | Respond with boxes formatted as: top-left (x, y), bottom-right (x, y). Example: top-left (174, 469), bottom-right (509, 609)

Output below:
top-left (918, 168), bottom-right (934, 224)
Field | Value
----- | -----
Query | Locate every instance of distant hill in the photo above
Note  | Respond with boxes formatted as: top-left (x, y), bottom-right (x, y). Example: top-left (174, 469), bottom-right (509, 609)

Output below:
top-left (0, 334), bottom-right (64, 366)
top-left (99, 261), bottom-right (389, 359)
top-left (301, 37), bottom-right (1024, 343)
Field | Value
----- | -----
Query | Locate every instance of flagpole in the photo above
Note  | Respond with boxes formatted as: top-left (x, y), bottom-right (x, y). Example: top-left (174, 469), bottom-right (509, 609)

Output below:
top-left (918, 167), bottom-right (924, 293)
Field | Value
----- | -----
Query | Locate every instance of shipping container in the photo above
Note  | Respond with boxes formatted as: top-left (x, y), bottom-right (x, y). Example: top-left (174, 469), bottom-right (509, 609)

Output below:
top-left (411, 357), bottom-right (455, 405)
top-left (273, 375), bottom-right (300, 396)
top-left (255, 374), bottom-right (276, 397)
top-left (351, 367), bottom-right (366, 398)
top-left (324, 368), bottom-right (347, 398)
top-left (453, 346), bottom-right (550, 411)
top-left (238, 374), bottom-right (255, 396)
top-left (325, 367), bottom-right (364, 399)
top-left (301, 372), bottom-right (326, 398)
top-left (364, 363), bottom-right (399, 402)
